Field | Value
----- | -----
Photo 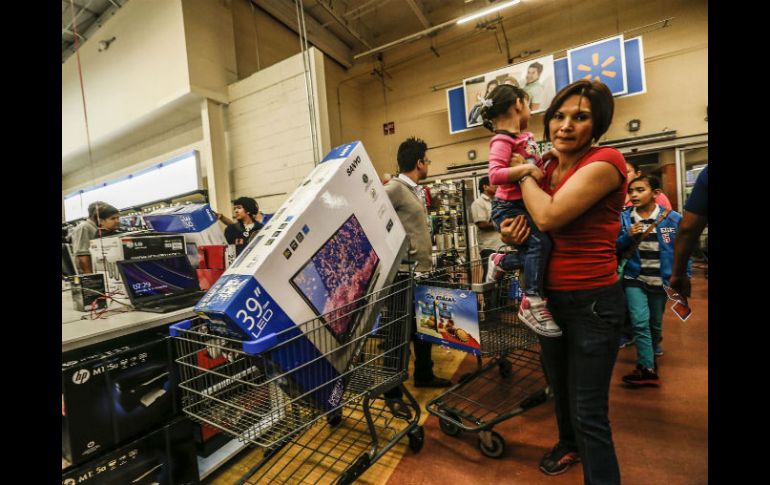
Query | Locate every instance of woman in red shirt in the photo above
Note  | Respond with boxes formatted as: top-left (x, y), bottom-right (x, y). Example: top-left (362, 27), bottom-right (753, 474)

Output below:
top-left (501, 80), bottom-right (626, 485)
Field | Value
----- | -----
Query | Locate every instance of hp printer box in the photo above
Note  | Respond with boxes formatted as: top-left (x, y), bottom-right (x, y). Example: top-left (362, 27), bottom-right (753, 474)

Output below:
top-left (62, 337), bottom-right (177, 466)
top-left (144, 204), bottom-right (228, 248)
top-left (61, 418), bottom-right (198, 485)
top-left (194, 141), bottom-right (407, 411)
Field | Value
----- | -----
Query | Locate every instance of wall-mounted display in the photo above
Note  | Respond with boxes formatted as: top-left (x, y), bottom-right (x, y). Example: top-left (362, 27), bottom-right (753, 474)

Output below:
top-left (463, 54), bottom-right (556, 127)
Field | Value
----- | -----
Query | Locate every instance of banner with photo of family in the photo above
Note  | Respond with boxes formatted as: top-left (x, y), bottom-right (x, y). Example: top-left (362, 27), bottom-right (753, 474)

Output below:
top-left (463, 54), bottom-right (556, 127)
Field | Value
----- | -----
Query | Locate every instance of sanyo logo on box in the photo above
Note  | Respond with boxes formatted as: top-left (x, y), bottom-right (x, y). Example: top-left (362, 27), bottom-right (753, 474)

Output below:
top-left (346, 156), bottom-right (362, 177)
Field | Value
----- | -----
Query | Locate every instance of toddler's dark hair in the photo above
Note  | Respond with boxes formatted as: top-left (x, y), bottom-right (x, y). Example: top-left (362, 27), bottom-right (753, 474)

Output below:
top-left (479, 84), bottom-right (529, 132)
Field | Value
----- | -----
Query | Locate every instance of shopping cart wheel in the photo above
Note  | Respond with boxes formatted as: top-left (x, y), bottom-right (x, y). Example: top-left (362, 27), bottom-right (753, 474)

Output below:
top-left (407, 426), bottom-right (425, 453)
top-left (478, 431), bottom-right (505, 458)
top-left (439, 412), bottom-right (462, 437)
top-left (327, 409), bottom-right (343, 427)
top-left (498, 359), bottom-right (513, 378)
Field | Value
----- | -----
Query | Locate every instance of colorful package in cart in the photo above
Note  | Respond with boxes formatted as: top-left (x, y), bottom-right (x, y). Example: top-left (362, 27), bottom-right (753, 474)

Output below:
top-left (194, 141), bottom-right (408, 411)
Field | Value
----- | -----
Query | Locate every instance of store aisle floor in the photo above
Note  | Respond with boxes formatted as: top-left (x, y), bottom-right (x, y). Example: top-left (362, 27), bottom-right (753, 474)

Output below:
top-left (207, 273), bottom-right (707, 484)
top-left (386, 273), bottom-right (708, 485)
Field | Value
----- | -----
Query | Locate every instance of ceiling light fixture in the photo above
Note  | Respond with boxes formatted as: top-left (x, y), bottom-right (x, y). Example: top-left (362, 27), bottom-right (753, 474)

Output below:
top-left (457, 0), bottom-right (521, 25)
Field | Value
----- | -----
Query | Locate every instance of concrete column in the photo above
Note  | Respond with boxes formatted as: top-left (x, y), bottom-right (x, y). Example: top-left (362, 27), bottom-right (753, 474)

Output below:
top-left (200, 98), bottom-right (231, 215)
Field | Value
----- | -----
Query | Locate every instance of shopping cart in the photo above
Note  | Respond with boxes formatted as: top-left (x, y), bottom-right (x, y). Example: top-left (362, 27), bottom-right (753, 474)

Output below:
top-left (169, 270), bottom-right (423, 484)
top-left (418, 260), bottom-right (549, 458)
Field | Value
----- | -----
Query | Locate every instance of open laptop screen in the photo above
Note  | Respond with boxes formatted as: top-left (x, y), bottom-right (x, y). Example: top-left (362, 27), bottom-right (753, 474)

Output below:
top-left (290, 214), bottom-right (380, 342)
top-left (120, 255), bottom-right (200, 302)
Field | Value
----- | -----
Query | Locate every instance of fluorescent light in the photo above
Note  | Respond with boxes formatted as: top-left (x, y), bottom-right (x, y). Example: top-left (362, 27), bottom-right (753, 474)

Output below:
top-left (457, 0), bottom-right (520, 25)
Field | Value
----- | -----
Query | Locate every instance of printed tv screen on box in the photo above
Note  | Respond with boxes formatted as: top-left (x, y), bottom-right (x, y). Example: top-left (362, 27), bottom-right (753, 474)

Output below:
top-left (194, 141), bottom-right (408, 411)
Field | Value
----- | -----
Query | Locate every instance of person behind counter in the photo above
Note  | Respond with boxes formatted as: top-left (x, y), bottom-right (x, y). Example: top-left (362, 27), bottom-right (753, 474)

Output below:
top-left (71, 201), bottom-right (121, 274)
top-left (221, 196), bottom-right (264, 256)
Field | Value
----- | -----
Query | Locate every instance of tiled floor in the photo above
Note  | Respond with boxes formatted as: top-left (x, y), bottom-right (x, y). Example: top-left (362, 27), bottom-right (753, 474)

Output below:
top-left (207, 273), bottom-right (708, 485)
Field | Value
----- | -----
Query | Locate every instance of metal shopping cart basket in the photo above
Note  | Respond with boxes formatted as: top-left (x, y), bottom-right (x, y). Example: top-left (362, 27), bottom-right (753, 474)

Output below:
top-left (169, 270), bottom-right (424, 484)
top-left (416, 259), bottom-right (549, 458)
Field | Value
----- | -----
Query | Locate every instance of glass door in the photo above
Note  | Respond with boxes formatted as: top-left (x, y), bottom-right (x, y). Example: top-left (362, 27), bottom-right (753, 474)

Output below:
top-left (675, 144), bottom-right (708, 212)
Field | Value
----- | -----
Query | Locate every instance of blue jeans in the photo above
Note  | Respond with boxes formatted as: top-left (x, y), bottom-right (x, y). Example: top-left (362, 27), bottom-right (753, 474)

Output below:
top-left (540, 282), bottom-right (625, 485)
top-left (624, 285), bottom-right (665, 370)
top-left (490, 199), bottom-right (551, 297)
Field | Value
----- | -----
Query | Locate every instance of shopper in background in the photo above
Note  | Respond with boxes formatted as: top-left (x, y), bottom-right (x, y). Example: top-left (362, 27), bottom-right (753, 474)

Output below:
top-left (384, 136), bottom-right (452, 390)
top-left (669, 165), bottom-right (708, 297)
top-left (501, 79), bottom-right (626, 484)
top-left (222, 196), bottom-right (263, 256)
top-left (71, 201), bottom-right (121, 274)
top-left (523, 61), bottom-right (545, 110)
top-left (471, 176), bottom-right (499, 279)
top-left (480, 83), bottom-right (560, 338)
top-left (623, 161), bottom-right (672, 210)
top-left (617, 175), bottom-right (687, 387)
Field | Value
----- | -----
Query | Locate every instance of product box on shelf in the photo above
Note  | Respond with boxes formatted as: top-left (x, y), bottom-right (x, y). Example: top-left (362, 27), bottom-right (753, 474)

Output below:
top-left (194, 141), bottom-right (408, 411)
top-left (61, 418), bottom-right (198, 485)
top-left (62, 336), bottom-right (177, 466)
top-left (71, 273), bottom-right (107, 312)
top-left (143, 204), bottom-right (228, 248)
top-left (89, 232), bottom-right (187, 295)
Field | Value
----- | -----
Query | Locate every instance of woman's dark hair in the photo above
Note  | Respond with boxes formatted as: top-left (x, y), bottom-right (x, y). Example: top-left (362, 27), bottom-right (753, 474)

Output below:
top-left (629, 174), bottom-right (662, 192)
top-left (543, 79), bottom-right (614, 142)
top-left (397, 136), bottom-right (428, 173)
top-left (479, 84), bottom-right (530, 132)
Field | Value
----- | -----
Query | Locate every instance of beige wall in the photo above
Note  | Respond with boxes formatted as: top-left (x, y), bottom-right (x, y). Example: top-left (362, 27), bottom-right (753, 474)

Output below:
top-left (225, 48), bottom-right (330, 213)
top-left (182, 0), bottom-right (238, 102)
top-left (326, 0), bottom-right (707, 177)
top-left (232, 0), bottom-right (302, 80)
top-left (62, 0), bottom-right (190, 162)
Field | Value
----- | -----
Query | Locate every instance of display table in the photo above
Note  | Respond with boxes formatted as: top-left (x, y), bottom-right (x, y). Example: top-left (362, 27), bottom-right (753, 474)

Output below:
top-left (62, 291), bottom-right (196, 353)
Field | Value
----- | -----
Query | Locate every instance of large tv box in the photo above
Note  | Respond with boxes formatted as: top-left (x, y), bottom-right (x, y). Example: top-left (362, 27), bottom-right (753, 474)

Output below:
top-left (194, 141), bottom-right (407, 411)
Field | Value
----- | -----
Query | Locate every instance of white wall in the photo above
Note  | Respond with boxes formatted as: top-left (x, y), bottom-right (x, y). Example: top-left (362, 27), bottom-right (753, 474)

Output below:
top-left (62, 0), bottom-right (190, 163)
top-left (225, 48), bottom-right (330, 213)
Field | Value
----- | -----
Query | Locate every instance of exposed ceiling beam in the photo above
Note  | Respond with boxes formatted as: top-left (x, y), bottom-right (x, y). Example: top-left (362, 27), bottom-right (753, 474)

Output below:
top-left (344, 0), bottom-right (395, 21)
top-left (404, 0), bottom-right (431, 28)
top-left (251, 0), bottom-right (353, 68)
top-left (313, 0), bottom-right (372, 49)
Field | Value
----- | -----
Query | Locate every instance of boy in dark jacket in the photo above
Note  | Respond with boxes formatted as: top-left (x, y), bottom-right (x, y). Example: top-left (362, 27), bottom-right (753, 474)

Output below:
top-left (617, 175), bottom-right (690, 387)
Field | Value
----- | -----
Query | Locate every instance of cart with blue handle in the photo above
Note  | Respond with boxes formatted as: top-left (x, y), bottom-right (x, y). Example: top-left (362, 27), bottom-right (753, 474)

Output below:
top-left (169, 269), bottom-right (423, 484)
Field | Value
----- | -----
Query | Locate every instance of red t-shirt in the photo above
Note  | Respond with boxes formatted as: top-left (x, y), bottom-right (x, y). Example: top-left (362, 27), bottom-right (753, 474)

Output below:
top-left (543, 147), bottom-right (627, 291)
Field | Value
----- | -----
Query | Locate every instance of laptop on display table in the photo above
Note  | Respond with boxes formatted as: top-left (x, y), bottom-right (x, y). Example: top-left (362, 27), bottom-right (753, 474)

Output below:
top-left (117, 255), bottom-right (205, 314)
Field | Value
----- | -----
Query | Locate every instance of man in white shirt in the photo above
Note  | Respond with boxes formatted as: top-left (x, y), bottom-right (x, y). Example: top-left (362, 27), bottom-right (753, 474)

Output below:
top-left (471, 176), bottom-right (499, 279)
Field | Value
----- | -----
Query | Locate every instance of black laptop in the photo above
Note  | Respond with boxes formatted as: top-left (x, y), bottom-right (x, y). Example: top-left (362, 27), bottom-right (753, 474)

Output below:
top-left (117, 255), bottom-right (206, 314)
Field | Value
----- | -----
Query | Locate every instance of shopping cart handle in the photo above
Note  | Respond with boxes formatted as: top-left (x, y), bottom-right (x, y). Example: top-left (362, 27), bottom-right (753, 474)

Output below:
top-left (242, 333), bottom-right (279, 355)
top-left (169, 319), bottom-right (193, 337)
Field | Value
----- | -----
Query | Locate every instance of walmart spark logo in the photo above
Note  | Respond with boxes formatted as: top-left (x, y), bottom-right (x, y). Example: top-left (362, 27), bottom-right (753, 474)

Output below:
top-left (577, 53), bottom-right (618, 82)
top-left (568, 35), bottom-right (627, 95)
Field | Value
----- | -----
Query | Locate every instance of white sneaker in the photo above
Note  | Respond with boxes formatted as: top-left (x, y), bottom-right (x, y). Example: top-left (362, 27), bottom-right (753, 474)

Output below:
top-left (518, 295), bottom-right (561, 337)
top-left (485, 253), bottom-right (505, 283)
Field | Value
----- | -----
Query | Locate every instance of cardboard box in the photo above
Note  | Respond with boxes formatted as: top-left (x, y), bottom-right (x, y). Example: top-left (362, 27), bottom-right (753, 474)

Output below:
top-left (194, 141), bottom-right (407, 411)
top-left (196, 268), bottom-right (224, 290)
top-left (143, 204), bottom-right (228, 248)
top-left (61, 418), bottom-right (198, 485)
top-left (71, 273), bottom-right (107, 312)
top-left (62, 337), bottom-right (177, 466)
top-left (198, 245), bottom-right (227, 270)
top-left (89, 232), bottom-right (187, 295)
